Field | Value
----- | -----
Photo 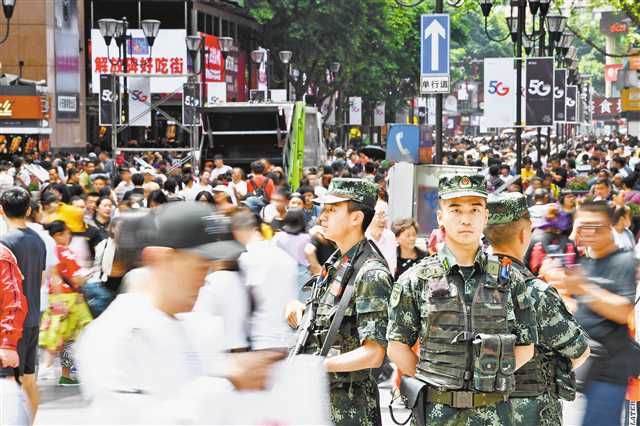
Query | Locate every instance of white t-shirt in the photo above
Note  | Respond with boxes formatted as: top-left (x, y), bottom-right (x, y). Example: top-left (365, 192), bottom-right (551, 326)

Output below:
top-left (228, 181), bottom-right (247, 205)
top-left (193, 270), bottom-right (249, 351)
top-left (211, 165), bottom-right (233, 180)
top-left (75, 293), bottom-right (231, 424)
top-left (365, 228), bottom-right (398, 275)
top-left (239, 238), bottom-right (296, 350)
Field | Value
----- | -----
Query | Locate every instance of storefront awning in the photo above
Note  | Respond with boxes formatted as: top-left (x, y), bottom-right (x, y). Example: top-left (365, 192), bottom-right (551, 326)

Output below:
top-left (0, 127), bottom-right (52, 135)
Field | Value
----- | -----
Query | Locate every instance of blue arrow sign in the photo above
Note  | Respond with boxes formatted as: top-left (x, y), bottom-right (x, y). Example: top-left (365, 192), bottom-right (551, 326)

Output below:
top-left (421, 14), bottom-right (450, 76)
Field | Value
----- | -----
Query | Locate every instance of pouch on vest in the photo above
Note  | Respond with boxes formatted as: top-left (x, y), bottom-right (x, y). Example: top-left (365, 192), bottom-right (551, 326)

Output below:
top-left (472, 334), bottom-right (500, 392)
top-left (496, 334), bottom-right (516, 393)
top-left (555, 356), bottom-right (577, 401)
top-left (428, 276), bottom-right (450, 298)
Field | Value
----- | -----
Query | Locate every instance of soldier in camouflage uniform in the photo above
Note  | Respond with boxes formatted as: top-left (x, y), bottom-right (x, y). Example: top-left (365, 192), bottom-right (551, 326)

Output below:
top-left (286, 178), bottom-right (392, 426)
top-left (484, 192), bottom-right (590, 426)
top-left (387, 174), bottom-right (538, 426)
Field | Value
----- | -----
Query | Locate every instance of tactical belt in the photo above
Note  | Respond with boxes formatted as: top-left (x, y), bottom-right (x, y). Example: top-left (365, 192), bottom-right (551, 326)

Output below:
top-left (426, 388), bottom-right (507, 409)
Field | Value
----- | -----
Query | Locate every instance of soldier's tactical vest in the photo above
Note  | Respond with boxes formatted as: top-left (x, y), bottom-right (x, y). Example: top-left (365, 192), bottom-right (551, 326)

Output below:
top-left (415, 255), bottom-right (515, 393)
top-left (508, 260), bottom-right (577, 401)
top-left (312, 240), bottom-right (390, 385)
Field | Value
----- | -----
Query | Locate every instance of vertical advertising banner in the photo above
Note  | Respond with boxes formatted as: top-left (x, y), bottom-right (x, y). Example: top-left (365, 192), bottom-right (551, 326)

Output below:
top-left (128, 77), bottom-right (151, 127)
top-left (554, 69), bottom-right (567, 122)
top-left (525, 58), bottom-right (554, 127)
top-left (565, 85), bottom-right (578, 123)
top-left (483, 58), bottom-right (516, 128)
top-left (99, 74), bottom-right (119, 126)
top-left (349, 97), bottom-right (362, 125)
top-left (374, 102), bottom-right (386, 127)
top-left (202, 34), bottom-right (224, 83)
top-left (54, 0), bottom-right (81, 120)
top-left (182, 83), bottom-right (201, 127)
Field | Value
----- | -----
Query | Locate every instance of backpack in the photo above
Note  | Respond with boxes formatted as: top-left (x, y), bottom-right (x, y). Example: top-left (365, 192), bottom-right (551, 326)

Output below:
top-left (244, 177), bottom-right (270, 213)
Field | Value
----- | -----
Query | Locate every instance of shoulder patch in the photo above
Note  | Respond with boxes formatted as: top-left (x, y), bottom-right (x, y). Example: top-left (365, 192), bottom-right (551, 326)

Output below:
top-left (390, 284), bottom-right (402, 308)
top-left (416, 256), bottom-right (445, 280)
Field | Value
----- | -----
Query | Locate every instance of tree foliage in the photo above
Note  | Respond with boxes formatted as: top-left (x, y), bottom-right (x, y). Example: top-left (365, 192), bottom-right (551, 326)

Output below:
top-left (246, 0), bottom-right (524, 121)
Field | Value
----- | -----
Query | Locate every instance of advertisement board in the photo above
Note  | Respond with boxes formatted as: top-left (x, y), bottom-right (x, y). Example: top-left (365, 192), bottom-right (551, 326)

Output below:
top-left (54, 0), bottom-right (81, 120)
top-left (91, 29), bottom-right (188, 94)
top-left (483, 58), bottom-right (516, 128)
top-left (525, 57), bottom-right (554, 127)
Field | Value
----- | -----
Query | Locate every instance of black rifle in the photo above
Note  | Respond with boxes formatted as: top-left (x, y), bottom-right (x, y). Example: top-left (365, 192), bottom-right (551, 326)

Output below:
top-left (287, 272), bottom-right (330, 361)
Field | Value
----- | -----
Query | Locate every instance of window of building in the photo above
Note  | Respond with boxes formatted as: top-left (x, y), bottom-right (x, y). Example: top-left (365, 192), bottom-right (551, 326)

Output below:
top-left (213, 16), bottom-right (220, 36)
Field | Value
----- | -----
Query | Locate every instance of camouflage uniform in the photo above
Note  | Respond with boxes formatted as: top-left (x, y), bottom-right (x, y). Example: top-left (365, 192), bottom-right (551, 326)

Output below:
top-left (486, 193), bottom-right (589, 426)
top-left (304, 178), bottom-right (393, 426)
top-left (387, 175), bottom-right (538, 426)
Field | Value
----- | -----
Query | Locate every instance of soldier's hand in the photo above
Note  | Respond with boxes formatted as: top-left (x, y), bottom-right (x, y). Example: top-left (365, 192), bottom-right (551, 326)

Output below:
top-left (285, 300), bottom-right (305, 329)
top-left (226, 351), bottom-right (284, 391)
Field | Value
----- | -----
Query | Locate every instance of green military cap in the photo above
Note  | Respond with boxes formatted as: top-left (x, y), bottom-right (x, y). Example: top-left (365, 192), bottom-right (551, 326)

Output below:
top-left (313, 178), bottom-right (378, 209)
top-left (487, 192), bottom-right (530, 225)
top-left (438, 174), bottom-right (487, 200)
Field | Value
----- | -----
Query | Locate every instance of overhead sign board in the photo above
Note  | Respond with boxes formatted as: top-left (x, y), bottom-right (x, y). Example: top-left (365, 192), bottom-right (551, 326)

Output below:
top-left (91, 29), bottom-right (188, 94)
top-left (420, 14), bottom-right (450, 94)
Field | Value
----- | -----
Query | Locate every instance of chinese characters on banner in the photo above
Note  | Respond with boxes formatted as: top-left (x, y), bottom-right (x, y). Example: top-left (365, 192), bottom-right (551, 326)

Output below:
top-left (91, 29), bottom-right (188, 94)
top-left (202, 34), bottom-right (224, 82)
top-left (592, 97), bottom-right (622, 119)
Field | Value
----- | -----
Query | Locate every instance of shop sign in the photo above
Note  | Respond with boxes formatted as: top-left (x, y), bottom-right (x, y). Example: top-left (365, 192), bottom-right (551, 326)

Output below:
top-left (0, 96), bottom-right (45, 120)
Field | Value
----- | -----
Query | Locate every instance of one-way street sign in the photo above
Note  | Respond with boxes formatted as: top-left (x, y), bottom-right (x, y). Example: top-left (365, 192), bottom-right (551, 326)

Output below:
top-left (420, 14), bottom-right (450, 94)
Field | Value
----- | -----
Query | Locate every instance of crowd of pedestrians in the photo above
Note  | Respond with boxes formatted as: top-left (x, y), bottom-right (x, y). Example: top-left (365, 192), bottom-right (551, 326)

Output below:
top-left (0, 131), bottom-right (639, 424)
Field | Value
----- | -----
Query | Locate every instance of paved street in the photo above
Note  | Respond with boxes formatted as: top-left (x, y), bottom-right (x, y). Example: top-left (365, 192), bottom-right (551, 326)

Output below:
top-left (35, 376), bottom-right (586, 425)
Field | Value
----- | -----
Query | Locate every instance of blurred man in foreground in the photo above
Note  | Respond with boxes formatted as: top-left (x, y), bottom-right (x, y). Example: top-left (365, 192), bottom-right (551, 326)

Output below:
top-left (76, 203), bottom-right (283, 424)
top-left (546, 200), bottom-right (637, 426)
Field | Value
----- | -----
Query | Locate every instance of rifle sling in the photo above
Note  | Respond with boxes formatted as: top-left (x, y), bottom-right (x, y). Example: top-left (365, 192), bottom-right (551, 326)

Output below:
top-left (319, 241), bottom-right (367, 357)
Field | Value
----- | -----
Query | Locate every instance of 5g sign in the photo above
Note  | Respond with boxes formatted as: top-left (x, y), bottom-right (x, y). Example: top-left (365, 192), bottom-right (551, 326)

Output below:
top-left (525, 58), bottom-right (554, 126)
top-left (528, 79), bottom-right (552, 97)
top-left (182, 83), bottom-right (202, 127)
top-left (487, 80), bottom-right (510, 96)
top-left (99, 74), bottom-right (120, 126)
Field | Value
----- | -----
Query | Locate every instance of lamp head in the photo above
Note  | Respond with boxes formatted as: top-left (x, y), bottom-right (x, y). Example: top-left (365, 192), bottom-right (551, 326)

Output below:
top-left (141, 19), bottom-right (161, 47)
top-left (219, 37), bottom-right (234, 54)
top-left (98, 18), bottom-right (120, 46)
top-left (528, 0), bottom-right (540, 17)
top-left (2, 0), bottom-right (16, 20)
top-left (278, 50), bottom-right (293, 65)
top-left (480, 0), bottom-right (492, 18)
top-left (185, 35), bottom-right (203, 54)
top-left (330, 62), bottom-right (341, 74)
top-left (250, 49), bottom-right (266, 64)
top-left (506, 16), bottom-right (518, 43)
top-left (538, 0), bottom-right (551, 17)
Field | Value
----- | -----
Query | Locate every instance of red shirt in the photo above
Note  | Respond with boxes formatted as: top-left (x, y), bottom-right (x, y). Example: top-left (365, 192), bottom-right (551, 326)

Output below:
top-left (246, 175), bottom-right (275, 201)
top-left (0, 244), bottom-right (26, 350)
top-left (52, 245), bottom-right (82, 294)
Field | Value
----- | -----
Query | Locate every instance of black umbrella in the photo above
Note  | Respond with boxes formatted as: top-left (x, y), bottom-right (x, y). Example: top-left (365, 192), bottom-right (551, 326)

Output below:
top-left (361, 145), bottom-right (386, 160)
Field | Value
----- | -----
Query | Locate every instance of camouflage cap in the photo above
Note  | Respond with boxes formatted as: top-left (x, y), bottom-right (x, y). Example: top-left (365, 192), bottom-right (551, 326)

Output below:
top-left (313, 178), bottom-right (378, 209)
top-left (487, 192), bottom-right (529, 225)
top-left (438, 174), bottom-right (487, 200)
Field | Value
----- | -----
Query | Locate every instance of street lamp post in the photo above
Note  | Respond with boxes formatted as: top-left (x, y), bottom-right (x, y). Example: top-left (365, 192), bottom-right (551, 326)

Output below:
top-left (0, 0), bottom-right (16, 45)
top-left (279, 50), bottom-right (293, 102)
top-left (330, 62), bottom-right (342, 147)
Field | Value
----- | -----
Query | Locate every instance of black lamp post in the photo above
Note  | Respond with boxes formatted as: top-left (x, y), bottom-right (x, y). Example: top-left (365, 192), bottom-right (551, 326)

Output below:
top-left (0, 0), bottom-right (16, 45)
top-left (278, 50), bottom-right (293, 101)
top-left (330, 62), bottom-right (342, 147)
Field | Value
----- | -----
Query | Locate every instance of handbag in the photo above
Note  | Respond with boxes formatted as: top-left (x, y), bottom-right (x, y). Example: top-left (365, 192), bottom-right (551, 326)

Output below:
top-left (389, 376), bottom-right (428, 426)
